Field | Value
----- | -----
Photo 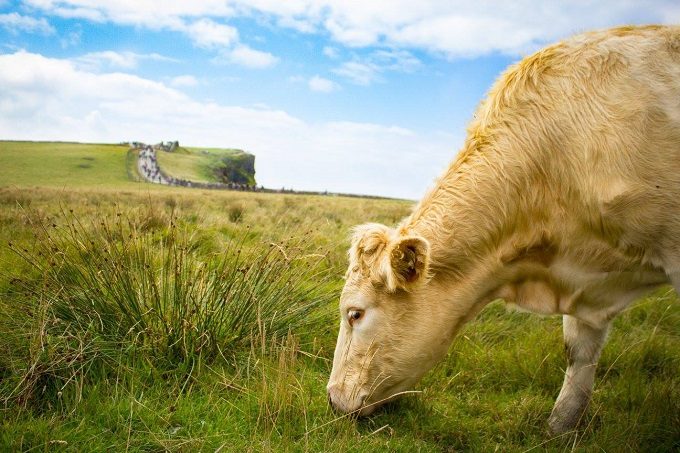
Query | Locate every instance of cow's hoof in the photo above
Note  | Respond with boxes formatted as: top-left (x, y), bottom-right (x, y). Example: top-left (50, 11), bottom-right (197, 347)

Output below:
top-left (547, 416), bottom-right (576, 436)
top-left (548, 394), bottom-right (589, 435)
top-left (547, 407), bottom-right (583, 436)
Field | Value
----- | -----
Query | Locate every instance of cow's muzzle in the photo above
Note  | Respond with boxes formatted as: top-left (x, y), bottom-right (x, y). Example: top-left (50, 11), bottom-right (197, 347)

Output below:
top-left (327, 383), bottom-right (370, 415)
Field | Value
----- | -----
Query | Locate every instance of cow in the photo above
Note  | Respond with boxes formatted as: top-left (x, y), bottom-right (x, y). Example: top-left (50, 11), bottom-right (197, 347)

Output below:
top-left (327, 25), bottom-right (680, 435)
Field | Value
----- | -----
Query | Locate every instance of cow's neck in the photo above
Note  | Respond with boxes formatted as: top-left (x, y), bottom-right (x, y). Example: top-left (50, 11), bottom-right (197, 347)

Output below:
top-left (401, 141), bottom-right (548, 329)
top-left (403, 141), bottom-right (531, 275)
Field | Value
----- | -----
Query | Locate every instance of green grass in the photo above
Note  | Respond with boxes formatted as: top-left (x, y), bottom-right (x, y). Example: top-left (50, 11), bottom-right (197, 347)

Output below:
top-left (156, 150), bottom-right (214, 182)
top-left (0, 141), bottom-right (134, 189)
top-left (0, 143), bottom-right (678, 452)
top-left (157, 147), bottom-right (255, 185)
top-left (185, 146), bottom-right (242, 156)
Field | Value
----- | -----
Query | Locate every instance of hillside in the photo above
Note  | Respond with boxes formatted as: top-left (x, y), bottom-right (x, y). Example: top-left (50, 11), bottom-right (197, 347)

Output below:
top-left (156, 146), bottom-right (256, 186)
top-left (0, 141), bottom-right (133, 188)
top-left (0, 141), bottom-right (257, 190)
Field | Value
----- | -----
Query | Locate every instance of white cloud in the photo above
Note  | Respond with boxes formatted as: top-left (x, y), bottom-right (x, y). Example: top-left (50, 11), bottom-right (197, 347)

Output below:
top-left (219, 45), bottom-right (279, 68)
top-left (333, 49), bottom-right (420, 85)
top-left (0, 50), bottom-right (455, 198)
top-left (170, 75), bottom-right (199, 87)
top-left (308, 75), bottom-right (338, 93)
top-left (23, 0), bottom-right (680, 58)
top-left (179, 18), bottom-right (279, 69)
top-left (22, 2), bottom-right (277, 70)
top-left (372, 49), bottom-right (420, 72)
top-left (324, 16), bottom-right (379, 47)
top-left (23, 1), bottom-right (235, 28)
top-left (0, 12), bottom-right (55, 35)
top-left (323, 46), bottom-right (339, 59)
top-left (183, 18), bottom-right (238, 48)
top-left (333, 61), bottom-right (379, 86)
top-left (390, 15), bottom-right (540, 57)
top-left (74, 51), bottom-right (177, 70)
top-left (314, 1), bottom-right (680, 57)
top-left (60, 26), bottom-right (81, 48)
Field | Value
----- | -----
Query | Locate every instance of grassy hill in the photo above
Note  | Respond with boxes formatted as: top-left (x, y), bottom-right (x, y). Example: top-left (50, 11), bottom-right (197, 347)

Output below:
top-left (0, 141), bottom-right (256, 189)
top-left (0, 141), bottom-right (678, 451)
top-left (0, 141), bottom-right (134, 188)
top-left (157, 146), bottom-right (256, 186)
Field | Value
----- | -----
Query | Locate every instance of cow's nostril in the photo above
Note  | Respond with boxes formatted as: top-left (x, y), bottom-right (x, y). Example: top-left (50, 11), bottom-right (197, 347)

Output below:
top-left (327, 385), bottom-right (342, 412)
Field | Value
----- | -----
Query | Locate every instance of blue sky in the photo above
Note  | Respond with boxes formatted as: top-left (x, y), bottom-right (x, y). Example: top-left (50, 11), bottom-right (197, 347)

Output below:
top-left (1, 1), bottom-right (679, 198)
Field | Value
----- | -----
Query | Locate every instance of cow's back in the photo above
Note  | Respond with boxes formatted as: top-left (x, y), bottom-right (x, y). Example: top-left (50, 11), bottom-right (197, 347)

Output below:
top-left (470, 25), bottom-right (680, 268)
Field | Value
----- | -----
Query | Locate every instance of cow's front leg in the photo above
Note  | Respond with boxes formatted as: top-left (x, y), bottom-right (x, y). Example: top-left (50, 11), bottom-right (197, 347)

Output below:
top-left (548, 315), bottom-right (610, 434)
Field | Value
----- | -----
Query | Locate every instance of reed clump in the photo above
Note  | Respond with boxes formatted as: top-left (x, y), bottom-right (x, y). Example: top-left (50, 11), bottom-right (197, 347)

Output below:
top-left (1, 209), bottom-right (334, 408)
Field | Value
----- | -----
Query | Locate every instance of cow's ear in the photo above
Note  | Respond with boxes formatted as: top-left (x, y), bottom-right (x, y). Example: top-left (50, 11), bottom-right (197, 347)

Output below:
top-left (385, 235), bottom-right (430, 291)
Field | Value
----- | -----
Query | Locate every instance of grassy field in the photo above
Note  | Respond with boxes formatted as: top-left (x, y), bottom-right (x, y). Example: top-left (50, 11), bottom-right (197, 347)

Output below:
top-left (0, 141), bottom-right (134, 189)
top-left (0, 142), bottom-right (678, 451)
top-left (157, 147), bottom-right (255, 186)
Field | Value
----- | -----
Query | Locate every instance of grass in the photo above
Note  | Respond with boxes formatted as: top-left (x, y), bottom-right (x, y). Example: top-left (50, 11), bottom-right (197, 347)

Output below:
top-left (156, 147), bottom-right (255, 185)
top-left (0, 141), bottom-right (134, 189)
top-left (0, 142), bottom-right (678, 451)
top-left (6, 210), bottom-right (332, 360)
top-left (155, 150), bottom-right (214, 183)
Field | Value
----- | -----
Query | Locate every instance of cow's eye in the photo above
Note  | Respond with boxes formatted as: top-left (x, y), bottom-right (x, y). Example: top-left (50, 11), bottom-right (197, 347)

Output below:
top-left (348, 309), bottom-right (364, 326)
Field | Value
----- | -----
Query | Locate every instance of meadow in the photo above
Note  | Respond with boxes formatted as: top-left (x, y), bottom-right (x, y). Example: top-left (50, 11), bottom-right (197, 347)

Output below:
top-left (156, 147), bottom-right (256, 186)
top-left (0, 141), bottom-right (678, 452)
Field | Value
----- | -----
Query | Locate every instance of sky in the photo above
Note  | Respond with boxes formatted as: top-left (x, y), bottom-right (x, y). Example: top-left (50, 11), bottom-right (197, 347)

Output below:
top-left (1, 1), bottom-right (679, 199)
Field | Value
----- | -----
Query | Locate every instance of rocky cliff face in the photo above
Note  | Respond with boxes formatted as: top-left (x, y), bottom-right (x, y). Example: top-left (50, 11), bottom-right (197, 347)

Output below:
top-left (212, 151), bottom-right (256, 186)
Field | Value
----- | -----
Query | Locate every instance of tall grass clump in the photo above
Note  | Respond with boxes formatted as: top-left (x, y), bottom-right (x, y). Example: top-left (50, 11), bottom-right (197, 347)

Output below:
top-left (0, 208), bottom-right (335, 408)
top-left (228, 202), bottom-right (245, 223)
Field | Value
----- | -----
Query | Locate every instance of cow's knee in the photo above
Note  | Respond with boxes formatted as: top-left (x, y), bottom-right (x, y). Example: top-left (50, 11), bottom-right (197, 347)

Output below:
top-left (548, 316), bottom-right (610, 434)
top-left (669, 271), bottom-right (680, 296)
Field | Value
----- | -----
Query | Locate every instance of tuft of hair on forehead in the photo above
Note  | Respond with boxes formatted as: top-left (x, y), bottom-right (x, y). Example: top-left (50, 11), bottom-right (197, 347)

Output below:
top-left (348, 223), bottom-right (394, 275)
top-left (348, 223), bottom-right (431, 292)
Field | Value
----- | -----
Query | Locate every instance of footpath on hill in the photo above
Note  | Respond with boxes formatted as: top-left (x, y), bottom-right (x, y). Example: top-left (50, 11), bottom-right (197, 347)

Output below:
top-left (133, 143), bottom-right (395, 200)
top-left (136, 144), bottom-right (259, 192)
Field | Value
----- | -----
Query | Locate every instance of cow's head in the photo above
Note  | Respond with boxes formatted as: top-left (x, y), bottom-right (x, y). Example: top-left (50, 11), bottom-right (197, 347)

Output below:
top-left (327, 223), bottom-right (451, 415)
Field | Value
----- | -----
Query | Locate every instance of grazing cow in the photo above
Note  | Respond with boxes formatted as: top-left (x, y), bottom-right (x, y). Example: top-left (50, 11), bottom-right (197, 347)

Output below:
top-left (327, 25), bottom-right (680, 434)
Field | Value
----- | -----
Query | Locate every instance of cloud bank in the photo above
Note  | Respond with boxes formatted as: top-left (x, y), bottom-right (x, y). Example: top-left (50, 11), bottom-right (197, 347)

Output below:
top-left (0, 11), bottom-right (54, 34)
top-left (23, 0), bottom-right (680, 57)
top-left (0, 51), bottom-right (455, 199)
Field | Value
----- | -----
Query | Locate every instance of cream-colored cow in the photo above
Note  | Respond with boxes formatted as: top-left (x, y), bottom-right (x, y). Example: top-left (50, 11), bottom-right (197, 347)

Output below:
top-left (327, 25), bottom-right (680, 434)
